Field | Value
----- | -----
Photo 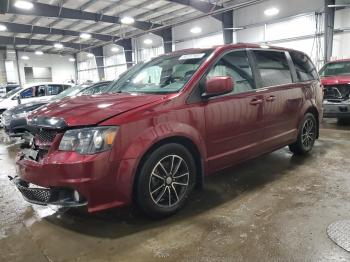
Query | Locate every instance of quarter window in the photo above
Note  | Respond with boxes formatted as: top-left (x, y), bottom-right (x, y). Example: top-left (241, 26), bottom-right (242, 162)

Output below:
top-left (207, 51), bottom-right (255, 94)
top-left (254, 51), bottom-right (293, 87)
top-left (290, 51), bottom-right (318, 81)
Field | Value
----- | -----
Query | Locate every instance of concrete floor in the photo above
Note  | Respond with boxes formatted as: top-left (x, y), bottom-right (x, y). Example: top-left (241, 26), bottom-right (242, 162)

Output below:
top-left (1, 119), bottom-right (350, 261)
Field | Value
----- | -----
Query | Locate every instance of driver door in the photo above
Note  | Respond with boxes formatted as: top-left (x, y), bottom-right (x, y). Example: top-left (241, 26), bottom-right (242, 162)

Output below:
top-left (204, 50), bottom-right (264, 173)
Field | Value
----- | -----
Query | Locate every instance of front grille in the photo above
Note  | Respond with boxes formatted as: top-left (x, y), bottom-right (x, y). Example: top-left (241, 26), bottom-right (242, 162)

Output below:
top-left (36, 129), bottom-right (58, 144)
top-left (16, 182), bottom-right (51, 205)
top-left (324, 84), bottom-right (350, 100)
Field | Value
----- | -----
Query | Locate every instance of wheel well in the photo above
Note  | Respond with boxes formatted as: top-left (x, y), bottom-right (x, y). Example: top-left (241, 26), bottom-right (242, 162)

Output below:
top-left (305, 106), bottom-right (319, 138)
top-left (133, 136), bottom-right (204, 197)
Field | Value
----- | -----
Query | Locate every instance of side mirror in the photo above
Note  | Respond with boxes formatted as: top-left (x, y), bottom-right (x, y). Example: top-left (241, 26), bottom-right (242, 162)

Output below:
top-left (202, 76), bottom-right (234, 98)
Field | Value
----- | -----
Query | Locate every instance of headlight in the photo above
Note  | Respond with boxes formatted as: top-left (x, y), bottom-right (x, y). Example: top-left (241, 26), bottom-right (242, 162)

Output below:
top-left (12, 111), bottom-right (28, 119)
top-left (59, 126), bottom-right (118, 154)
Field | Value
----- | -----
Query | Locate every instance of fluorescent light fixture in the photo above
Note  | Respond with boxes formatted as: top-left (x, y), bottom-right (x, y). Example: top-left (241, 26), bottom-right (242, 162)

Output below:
top-left (87, 53), bottom-right (94, 58)
top-left (14, 0), bottom-right (34, 10)
top-left (69, 58), bottom-right (76, 62)
top-left (190, 27), bottom-right (202, 34)
top-left (264, 7), bottom-right (279, 16)
top-left (80, 33), bottom-right (91, 39)
top-left (35, 50), bottom-right (43, 55)
top-left (0, 24), bottom-right (7, 31)
top-left (120, 16), bottom-right (135, 25)
top-left (54, 43), bottom-right (63, 49)
top-left (21, 55), bottom-right (29, 60)
top-left (143, 38), bottom-right (153, 45)
top-left (111, 46), bottom-right (119, 52)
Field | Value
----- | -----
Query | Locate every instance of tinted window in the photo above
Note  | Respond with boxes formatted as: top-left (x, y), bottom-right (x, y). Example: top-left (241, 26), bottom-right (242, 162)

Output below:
top-left (207, 51), bottom-right (254, 94)
top-left (290, 51), bottom-right (318, 81)
top-left (254, 50), bottom-right (292, 87)
top-left (46, 84), bottom-right (64, 95)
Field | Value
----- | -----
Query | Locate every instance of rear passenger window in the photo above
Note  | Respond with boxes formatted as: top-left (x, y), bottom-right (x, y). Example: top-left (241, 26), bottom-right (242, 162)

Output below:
top-left (207, 51), bottom-right (255, 94)
top-left (254, 51), bottom-right (292, 87)
top-left (289, 51), bottom-right (318, 82)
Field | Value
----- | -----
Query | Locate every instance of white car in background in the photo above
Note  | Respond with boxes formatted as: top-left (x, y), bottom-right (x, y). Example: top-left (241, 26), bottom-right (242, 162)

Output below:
top-left (0, 82), bottom-right (73, 126)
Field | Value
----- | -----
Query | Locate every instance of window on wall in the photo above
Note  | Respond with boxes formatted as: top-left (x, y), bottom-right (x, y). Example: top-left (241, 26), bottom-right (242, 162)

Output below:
top-left (77, 57), bottom-right (99, 84)
top-left (104, 53), bottom-right (127, 80)
top-left (290, 51), bottom-right (318, 81)
top-left (254, 50), bottom-right (293, 87)
top-left (207, 51), bottom-right (255, 94)
top-left (137, 46), bottom-right (164, 62)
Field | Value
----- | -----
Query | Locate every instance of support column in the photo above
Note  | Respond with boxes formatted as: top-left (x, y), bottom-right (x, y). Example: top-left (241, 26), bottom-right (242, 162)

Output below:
top-left (222, 10), bottom-right (234, 44)
top-left (73, 53), bottom-right (78, 84)
top-left (91, 46), bottom-right (105, 80)
top-left (15, 50), bottom-right (22, 85)
top-left (159, 28), bottom-right (173, 53)
top-left (324, 0), bottom-right (335, 62)
top-left (0, 0), bottom-right (7, 14)
top-left (119, 38), bottom-right (133, 69)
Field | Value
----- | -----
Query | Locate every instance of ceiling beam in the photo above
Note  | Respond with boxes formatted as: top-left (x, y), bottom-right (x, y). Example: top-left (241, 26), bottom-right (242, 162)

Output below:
top-left (5, 0), bottom-right (161, 31)
top-left (0, 36), bottom-right (90, 50)
top-left (1, 22), bottom-right (115, 42)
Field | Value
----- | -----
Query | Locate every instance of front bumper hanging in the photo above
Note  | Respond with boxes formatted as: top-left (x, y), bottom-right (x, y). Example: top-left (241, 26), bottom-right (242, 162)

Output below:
top-left (10, 176), bottom-right (87, 207)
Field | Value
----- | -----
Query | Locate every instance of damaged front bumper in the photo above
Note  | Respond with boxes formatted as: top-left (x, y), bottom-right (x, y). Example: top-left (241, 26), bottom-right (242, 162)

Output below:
top-left (10, 176), bottom-right (87, 207)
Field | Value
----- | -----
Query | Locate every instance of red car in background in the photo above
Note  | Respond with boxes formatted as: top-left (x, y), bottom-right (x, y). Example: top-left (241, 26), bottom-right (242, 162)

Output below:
top-left (320, 59), bottom-right (350, 120)
top-left (12, 44), bottom-right (323, 218)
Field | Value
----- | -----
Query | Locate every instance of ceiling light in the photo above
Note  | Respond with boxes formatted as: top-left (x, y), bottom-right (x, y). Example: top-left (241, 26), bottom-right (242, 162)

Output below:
top-left (190, 27), bottom-right (202, 34)
top-left (120, 16), bottom-right (135, 25)
top-left (143, 38), bottom-right (153, 45)
top-left (69, 58), bottom-right (75, 62)
top-left (111, 46), bottom-right (119, 52)
top-left (80, 33), bottom-right (91, 39)
top-left (87, 53), bottom-right (94, 58)
top-left (14, 0), bottom-right (34, 10)
top-left (0, 24), bottom-right (7, 31)
top-left (54, 43), bottom-right (63, 49)
top-left (264, 7), bottom-right (279, 16)
top-left (21, 55), bottom-right (29, 60)
top-left (35, 50), bottom-right (43, 55)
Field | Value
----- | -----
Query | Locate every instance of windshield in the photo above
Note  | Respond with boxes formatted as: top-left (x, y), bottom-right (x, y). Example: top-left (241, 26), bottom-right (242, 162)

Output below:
top-left (107, 50), bottom-right (213, 94)
top-left (53, 85), bottom-right (85, 100)
top-left (319, 61), bottom-right (350, 77)
top-left (2, 86), bottom-right (21, 98)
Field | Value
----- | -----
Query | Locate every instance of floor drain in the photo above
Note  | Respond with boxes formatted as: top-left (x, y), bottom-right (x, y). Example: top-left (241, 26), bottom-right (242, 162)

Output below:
top-left (327, 220), bottom-right (350, 252)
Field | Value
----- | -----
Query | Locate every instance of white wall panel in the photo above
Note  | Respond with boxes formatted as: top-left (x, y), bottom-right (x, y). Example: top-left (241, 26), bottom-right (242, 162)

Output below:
top-left (18, 52), bottom-right (75, 84)
top-left (236, 26), bottom-right (265, 43)
top-left (174, 33), bottom-right (224, 50)
top-left (265, 15), bottom-right (316, 41)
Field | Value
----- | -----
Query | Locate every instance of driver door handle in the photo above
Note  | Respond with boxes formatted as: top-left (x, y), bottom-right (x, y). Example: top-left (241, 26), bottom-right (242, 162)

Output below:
top-left (250, 98), bottom-right (263, 105)
top-left (266, 95), bottom-right (276, 102)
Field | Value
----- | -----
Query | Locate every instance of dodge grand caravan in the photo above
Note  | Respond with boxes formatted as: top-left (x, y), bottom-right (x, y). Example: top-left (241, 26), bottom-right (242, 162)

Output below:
top-left (13, 44), bottom-right (323, 218)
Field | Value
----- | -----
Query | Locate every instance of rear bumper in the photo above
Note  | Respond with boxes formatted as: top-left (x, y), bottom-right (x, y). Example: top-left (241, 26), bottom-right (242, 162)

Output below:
top-left (323, 101), bottom-right (350, 118)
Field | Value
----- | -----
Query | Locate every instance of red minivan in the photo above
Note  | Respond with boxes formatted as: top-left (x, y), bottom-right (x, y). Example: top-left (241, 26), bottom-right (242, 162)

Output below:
top-left (13, 44), bottom-right (323, 217)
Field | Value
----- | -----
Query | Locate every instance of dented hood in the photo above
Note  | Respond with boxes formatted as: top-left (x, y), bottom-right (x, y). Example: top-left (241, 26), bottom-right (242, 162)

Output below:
top-left (30, 93), bottom-right (164, 127)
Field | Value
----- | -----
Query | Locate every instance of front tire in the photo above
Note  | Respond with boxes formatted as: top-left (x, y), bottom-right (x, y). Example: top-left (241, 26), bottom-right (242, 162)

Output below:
top-left (289, 113), bottom-right (317, 155)
top-left (135, 143), bottom-right (196, 218)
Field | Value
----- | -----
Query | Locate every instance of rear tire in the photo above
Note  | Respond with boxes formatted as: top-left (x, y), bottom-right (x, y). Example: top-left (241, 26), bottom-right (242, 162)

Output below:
top-left (289, 113), bottom-right (317, 155)
top-left (135, 143), bottom-right (196, 218)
